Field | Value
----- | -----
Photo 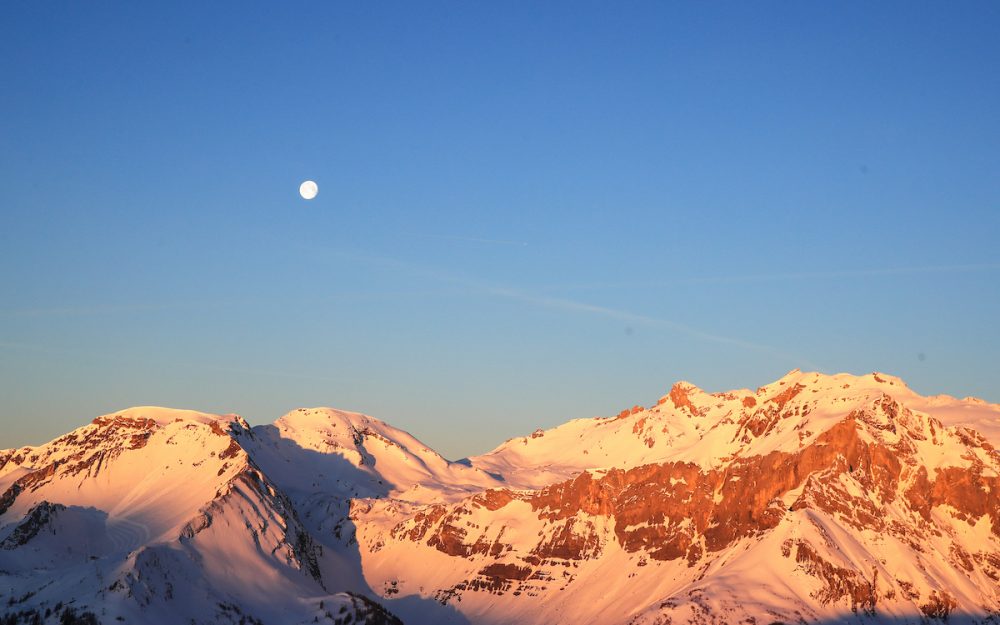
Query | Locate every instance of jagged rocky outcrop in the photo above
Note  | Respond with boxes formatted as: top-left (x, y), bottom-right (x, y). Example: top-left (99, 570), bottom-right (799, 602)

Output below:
top-left (0, 407), bottom-right (402, 625)
top-left (0, 501), bottom-right (65, 550)
top-left (356, 371), bottom-right (1000, 624)
top-left (2, 371), bottom-right (999, 624)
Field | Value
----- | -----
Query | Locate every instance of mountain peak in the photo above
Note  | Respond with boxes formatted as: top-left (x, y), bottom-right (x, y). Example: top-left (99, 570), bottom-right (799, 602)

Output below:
top-left (868, 370), bottom-right (911, 388)
top-left (751, 369), bottom-right (915, 398)
top-left (4, 372), bottom-right (1000, 625)
top-left (780, 366), bottom-right (803, 379)
top-left (274, 406), bottom-right (369, 431)
top-left (664, 380), bottom-right (706, 415)
top-left (670, 380), bottom-right (700, 390)
top-left (254, 406), bottom-right (501, 502)
top-left (97, 406), bottom-right (238, 428)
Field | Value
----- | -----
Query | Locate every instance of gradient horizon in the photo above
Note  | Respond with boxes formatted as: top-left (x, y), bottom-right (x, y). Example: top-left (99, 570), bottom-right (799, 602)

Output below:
top-left (2, 2), bottom-right (998, 459)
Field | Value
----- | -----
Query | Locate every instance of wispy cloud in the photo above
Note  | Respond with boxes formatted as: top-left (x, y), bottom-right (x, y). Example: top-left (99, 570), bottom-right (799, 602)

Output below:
top-left (0, 340), bottom-right (343, 384)
top-left (0, 340), bottom-right (63, 353)
top-left (479, 285), bottom-right (820, 367)
top-left (399, 232), bottom-right (529, 247)
top-left (0, 289), bottom-right (459, 319)
top-left (325, 249), bottom-right (820, 368)
top-left (542, 262), bottom-right (1000, 292)
top-left (0, 303), bottom-right (184, 318)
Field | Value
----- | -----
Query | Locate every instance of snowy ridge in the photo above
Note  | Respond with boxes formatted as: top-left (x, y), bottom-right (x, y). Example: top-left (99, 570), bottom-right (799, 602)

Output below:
top-left (470, 370), bottom-right (1000, 487)
top-left (0, 408), bottom-right (402, 625)
top-left (359, 371), bottom-right (1000, 624)
top-left (249, 407), bottom-right (503, 504)
top-left (2, 372), bottom-right (999, 624)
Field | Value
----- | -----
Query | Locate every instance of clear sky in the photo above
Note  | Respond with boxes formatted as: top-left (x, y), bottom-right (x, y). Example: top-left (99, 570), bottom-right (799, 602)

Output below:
top-left (2, 2), bottom-right (998, 460)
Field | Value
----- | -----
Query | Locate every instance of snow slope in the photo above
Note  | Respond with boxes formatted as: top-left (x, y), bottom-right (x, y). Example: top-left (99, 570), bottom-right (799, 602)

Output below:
top-left (2, 371), bottom-right (999, 625)
top-left (470, 370), bottom-right (1000, 487)
top-left (360, 371), bottom-right (1000, 624)
top-left (0, 407), bottom-right (402, 625)
top-left (247, 407), bottom-right (503, 503)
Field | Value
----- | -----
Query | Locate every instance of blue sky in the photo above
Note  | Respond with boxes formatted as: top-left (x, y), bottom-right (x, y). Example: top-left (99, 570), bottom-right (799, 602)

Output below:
top-left (2, 2), bottom-right (998, 459)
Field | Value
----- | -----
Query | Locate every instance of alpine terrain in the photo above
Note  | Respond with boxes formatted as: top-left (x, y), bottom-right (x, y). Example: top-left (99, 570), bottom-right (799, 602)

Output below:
top-left (2, 371), bottom-right (999, 624)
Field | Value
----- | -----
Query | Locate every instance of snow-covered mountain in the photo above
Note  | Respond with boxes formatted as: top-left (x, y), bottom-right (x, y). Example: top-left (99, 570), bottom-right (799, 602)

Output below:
top-left (2, 371), bottom-right (999, 624)
top-left (0, 407), bottom-right (402, 625)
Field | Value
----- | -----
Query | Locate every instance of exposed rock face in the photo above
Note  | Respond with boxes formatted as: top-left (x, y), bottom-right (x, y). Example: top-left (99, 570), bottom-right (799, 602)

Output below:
top-left (668, 382), bottom-right (703, 415)
top-left (0, 408), bottom-right (402, 625)
top-left (3, 371), bottom-right (1000, 625)
top-left (355, 372), bottom-right (1000, 624)
top-left (339, 592), bottom-right (405, 625)
top-left (790, 539), bottom-right (878, 614)
top-left (0, 501), bottom-right (65, 549)
top-left (1, 414), bottom-right (189, 516)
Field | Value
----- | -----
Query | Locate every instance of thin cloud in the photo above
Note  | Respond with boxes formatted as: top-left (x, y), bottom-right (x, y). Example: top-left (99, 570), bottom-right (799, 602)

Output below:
top-left (0, 340), bottom-right (342, 384)
top-left (326, 249), bottom-right (820, 369)
top-left (400, 232), bottom-right (529, 247)
top-left (480, 286), bottom-right (820, 368)
top-left (0, 303), bottom-right (183, 318)
top-left (184, 362), bottom-right (344, 384)
top-left (0, 289), bottom-right (458, 319)
top-left (0, 340), bottom-right (62, 353)
top-left (543, 262), bottom-right (1000, 292)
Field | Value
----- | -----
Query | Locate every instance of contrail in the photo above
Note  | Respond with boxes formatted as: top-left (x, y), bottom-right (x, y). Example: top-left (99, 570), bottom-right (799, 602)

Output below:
top-left (478, 286), bottom-right (821, 368)
top-left (323, 248), bottom-right (821, 369)
top-left (542, 262), bottom-right (1000, 292)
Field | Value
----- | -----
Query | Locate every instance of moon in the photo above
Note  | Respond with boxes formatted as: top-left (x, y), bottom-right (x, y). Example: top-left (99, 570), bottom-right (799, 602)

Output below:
top-left (299, 180), bottom-right (318, 200)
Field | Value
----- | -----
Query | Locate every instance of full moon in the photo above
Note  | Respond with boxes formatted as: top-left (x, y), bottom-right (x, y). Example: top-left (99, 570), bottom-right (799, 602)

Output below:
top-left (299, 180), bottom-right (318, 200)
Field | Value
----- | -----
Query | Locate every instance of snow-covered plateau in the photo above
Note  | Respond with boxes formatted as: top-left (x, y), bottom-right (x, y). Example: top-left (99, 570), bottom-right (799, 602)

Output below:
top-left (2, 370), bottom-right (999, 624)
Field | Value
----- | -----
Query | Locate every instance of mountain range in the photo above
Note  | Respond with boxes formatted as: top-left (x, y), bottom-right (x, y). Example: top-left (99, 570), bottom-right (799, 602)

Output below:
top-left (2, 370), bottom-right (999, 624)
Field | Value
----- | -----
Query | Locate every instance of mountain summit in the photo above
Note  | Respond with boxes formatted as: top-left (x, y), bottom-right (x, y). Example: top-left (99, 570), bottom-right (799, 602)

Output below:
top-left (2, 372), bottom-right (999, 624)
